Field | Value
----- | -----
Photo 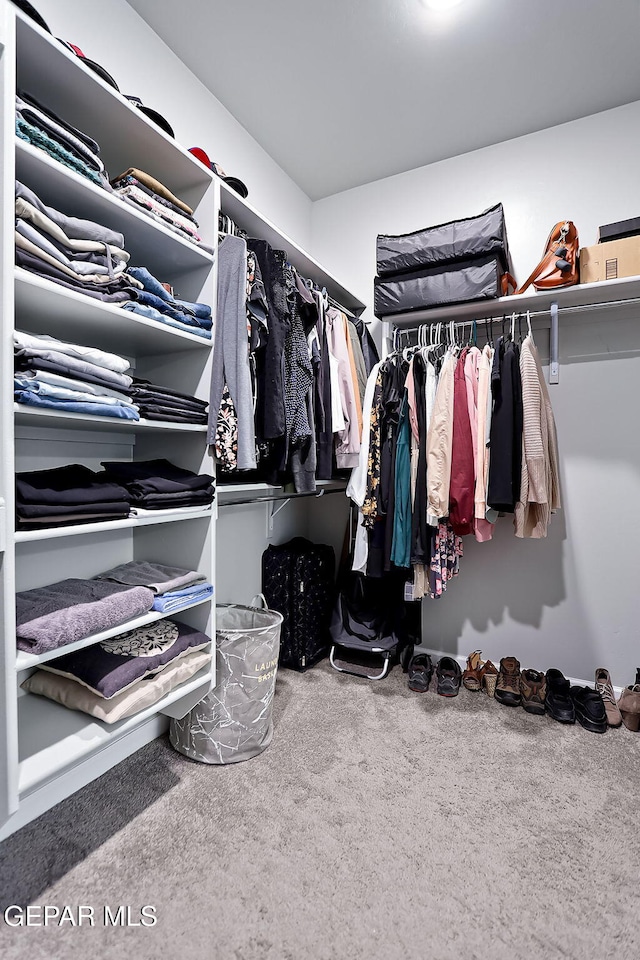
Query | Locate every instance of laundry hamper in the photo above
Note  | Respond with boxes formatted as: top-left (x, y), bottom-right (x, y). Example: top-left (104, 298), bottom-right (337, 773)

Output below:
top-left (169, 599), bottom-right (283, 764)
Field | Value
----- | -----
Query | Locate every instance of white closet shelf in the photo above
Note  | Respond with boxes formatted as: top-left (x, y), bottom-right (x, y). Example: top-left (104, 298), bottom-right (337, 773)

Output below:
top-left (14, 404), bottom-right (208, 434)
top-left (219, 181), bottom-right (366, 315)
top-left (14, 507), bottom-right (213, 543)
top-left (16, 140), bottom-right (214, 276)
top-left (15, 270), bottom-right (212, 354)
top-left (15, 11), bottom-right (214, 202)
top-left (386, 274), bottom-right (640, 328)
top-left (17, 663), bottom-right (212, 796)
top-left (16, 596), bottom-right (212, 671)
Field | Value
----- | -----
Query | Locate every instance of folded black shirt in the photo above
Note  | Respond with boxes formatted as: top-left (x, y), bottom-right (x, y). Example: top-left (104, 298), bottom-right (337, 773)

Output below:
top-left (16, 464), bottom-right (130, 506)
top-left (100, 459), bottom-right (214, 496)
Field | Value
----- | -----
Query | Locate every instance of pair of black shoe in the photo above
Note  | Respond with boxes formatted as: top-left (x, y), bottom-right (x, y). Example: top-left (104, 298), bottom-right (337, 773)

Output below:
top-left (407, 654), bottom-right (462, 697)
top-left (545, 668), bottom-right (607, 733)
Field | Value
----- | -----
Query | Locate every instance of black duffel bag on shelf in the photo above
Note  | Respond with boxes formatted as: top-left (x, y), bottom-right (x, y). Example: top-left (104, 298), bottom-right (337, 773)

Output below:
top-left (376, 203), bottom-right (512, 277)
top-left (374, 253), bottom-right (515, 317)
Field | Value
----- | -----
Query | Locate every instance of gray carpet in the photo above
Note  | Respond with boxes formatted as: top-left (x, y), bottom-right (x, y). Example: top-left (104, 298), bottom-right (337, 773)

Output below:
top-left (1, 661), bottom-right (639, 960)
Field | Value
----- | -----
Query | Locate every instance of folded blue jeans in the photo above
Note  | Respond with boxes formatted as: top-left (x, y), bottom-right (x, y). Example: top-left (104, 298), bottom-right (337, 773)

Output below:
top-left (127, 266), bottom-right (212, 321)
top-left (15, 390), bottom-right (140, 420)
top-left (121, 302), bottom-right (212, 339)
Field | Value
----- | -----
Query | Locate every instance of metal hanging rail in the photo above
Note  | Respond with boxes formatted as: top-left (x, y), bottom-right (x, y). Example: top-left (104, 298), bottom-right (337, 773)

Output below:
top-left (387, 290), bottom-right (640, 385)
top-left (217, 486), bottom-right (346, 508)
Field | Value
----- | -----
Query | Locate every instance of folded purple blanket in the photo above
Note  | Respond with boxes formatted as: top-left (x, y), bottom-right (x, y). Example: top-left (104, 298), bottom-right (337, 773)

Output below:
top-left (17, 578), bottom-right (155, 655)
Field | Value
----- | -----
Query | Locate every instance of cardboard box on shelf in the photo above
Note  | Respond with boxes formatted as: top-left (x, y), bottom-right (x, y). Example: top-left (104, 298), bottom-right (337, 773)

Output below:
top-left (579, 236), bottom-right (640, 284)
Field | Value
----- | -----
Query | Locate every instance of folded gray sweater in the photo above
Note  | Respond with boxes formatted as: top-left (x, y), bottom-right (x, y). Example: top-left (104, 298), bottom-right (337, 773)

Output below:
top-left (17, 579), bottom-right (155, 655)
top-left (94, 561), bottom-right (205, 595)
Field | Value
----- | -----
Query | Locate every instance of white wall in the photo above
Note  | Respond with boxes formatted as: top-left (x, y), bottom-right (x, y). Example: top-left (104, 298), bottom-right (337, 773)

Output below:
top-left (34, 0), bottom-right (313, 248)
top-left (311, 101), bottom-right (640, 325)
top-left (311, 103), bottom-right (640, 685)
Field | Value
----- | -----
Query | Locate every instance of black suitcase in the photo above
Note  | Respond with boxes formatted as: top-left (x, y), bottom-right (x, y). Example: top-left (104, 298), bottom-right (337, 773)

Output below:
top-left (261, 537), bottom-right (335, 671)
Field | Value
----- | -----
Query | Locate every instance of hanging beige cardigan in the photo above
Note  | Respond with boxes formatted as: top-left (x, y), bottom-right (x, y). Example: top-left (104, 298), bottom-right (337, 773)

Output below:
top-left (514, 335), bottom-right (561, 538)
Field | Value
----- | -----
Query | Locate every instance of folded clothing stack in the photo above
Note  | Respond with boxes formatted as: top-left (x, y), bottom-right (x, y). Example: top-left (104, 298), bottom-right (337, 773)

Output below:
top-left (111, 167), bottom-right (212, 253)
top-left (16, 561), bottom-right (211, 656)
top-left (100, 459), bottom-right (215, 512)
top-left (16, 464), bottom-right (131, 530)
top-left (15, 180), bottom-right (139, 303)
top-left (129, 378), bottom-right (208, 424)
top-left (21, 619), bottom-right (212, 724)
top-left (14, 330), bottom-right (139, 421)
top-left (16, 578), bottom-right (155, 655)
top-left (95, 560), bottom-right (213, 613)
top-left (16, 90), bottom-right (111, 191)
top-left (120, 265), bottom-right (212, 339)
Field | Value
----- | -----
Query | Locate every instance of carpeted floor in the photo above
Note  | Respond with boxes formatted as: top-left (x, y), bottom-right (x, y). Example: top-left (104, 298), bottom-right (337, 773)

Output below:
top-left (0, 660), bottom-right (639, 960)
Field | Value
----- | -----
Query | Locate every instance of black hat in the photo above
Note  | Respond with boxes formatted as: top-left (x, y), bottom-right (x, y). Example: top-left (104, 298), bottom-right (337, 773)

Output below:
top-left (57, 41), bottom-right (120, 92)
top-left (10, 1), bottom-right (51, 33)
top-left (125, 96), bottom-right (175, 139)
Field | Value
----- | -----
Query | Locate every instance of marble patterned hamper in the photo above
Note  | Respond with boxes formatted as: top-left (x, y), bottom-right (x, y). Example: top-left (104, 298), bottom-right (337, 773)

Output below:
top-left (169, 601), bottom-right (283, 764)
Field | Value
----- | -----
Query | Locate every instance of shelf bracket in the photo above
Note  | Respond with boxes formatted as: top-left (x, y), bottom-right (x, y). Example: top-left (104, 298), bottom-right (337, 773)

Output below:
top-left (265, 488), bottom-right (326, 538)
top-left (549, 301), bottom-right (559, 384)
top-left (266, 498), bottom-right (291, 537)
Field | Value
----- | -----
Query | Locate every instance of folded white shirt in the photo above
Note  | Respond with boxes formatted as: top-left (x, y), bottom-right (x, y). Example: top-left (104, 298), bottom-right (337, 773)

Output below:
top-left (14, 330), bottom-right (131, 374)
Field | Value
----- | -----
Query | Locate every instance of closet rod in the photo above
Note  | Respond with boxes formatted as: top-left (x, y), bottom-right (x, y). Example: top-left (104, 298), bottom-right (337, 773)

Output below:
top-left (391, 293), bottom-right (640, 338)
top-left (217, 487), bottom-right (346, 508)
top-left (327, 295), bottom-right (358, 320)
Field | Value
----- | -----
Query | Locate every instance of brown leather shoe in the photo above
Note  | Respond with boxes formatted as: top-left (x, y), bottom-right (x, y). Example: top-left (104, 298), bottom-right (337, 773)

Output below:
top-left (462, 649), bottom-right (483, 691)
top-left (520, 668), bottom-right (546, 715)
top-left (495, 657), bottom-right (522, 707)
top-left (618, 680), bottom-right (640, 732)
top-left (594, 668), bottom-right (622, 728)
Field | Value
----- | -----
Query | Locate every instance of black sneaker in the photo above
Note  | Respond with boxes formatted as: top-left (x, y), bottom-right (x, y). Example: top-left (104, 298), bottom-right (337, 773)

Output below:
top-left (407, 654), bottom-right (433, 693)
top-left (570, 686), bottom-right (607, 734)
top-left (436, 656), bottom-right (462, 697)
top-left (545, 668), bottom-right (575, 723)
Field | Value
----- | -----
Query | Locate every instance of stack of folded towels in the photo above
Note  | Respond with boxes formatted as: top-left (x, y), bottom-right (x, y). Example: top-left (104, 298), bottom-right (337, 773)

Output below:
top-left (111, 167), bottom-right (212, 253)
top-left (17, 561), bottom-right (213, 724)
top-left (15, 181), bottom-right (136, 303)
top-left (121, 265), bottom-right (213, 339)
top-left (14, 330), bottom-right (139, 420)
top-left (100, 459), bottom-right (215, 514)
top-left (15, 459), bottom-right (214, 530)
top-left (16, 90), bottom-right (111, 191)
top-left (15, 465), bottom-right (131, 530)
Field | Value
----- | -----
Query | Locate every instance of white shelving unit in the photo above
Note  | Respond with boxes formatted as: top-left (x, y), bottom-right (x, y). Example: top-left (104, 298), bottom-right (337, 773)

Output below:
top-left (1, 5), bottom-right (217, 841)
top-left (0, 2), bottom-right (366, 841)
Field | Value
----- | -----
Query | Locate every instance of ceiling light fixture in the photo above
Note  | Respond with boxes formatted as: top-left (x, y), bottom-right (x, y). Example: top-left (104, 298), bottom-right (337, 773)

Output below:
top-left (423, 0), bottom-right (464, 11)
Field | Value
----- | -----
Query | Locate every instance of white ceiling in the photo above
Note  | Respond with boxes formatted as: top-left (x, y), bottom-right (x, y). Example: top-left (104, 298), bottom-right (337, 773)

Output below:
top-left (127, 0), bottom-right (640, 200)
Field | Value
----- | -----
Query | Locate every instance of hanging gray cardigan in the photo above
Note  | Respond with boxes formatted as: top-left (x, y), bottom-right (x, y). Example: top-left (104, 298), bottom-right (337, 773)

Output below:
top-left (208, 235), bottom-right (256, 470)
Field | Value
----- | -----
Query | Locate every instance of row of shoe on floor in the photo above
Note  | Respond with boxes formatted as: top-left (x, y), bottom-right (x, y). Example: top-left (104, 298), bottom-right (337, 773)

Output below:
top-left (16, 88), bottom-right (212, 252)
top-left (17, 560), bottom-right (213, 724)
top-left (16, 181), bottom-right (213, 339)
top-left (407, 651), bottom-right (640, 734)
